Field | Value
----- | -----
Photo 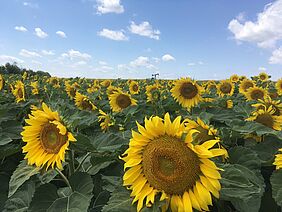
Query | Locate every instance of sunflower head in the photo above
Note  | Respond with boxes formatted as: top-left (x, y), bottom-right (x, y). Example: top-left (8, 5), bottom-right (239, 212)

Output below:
top-left (107, 85), bottom-right (122, 95)
top-left (239, 79), bottom-right (255, 94)
top-left (109, 91), bottom-right (137, 112)
top-left (252, 97), bottom-right (282, 116)
top-left (275, 79), bottom-right (282, 96)
top-left (145, 85), bottom-right (159, 102)
top-left (217, 80), bottom-right (234, 97)
top-left (65, 84), bottom-right (77, 99)
top-left (75, 92), bottom-right (97, 111)
top-left (30, 81), bottom-right (39, 95)
top-left (171, 78), bottom-right (203, 109)
top-left (121, 113), bottom-right (227, 212)
top-left (230, 74), bottom-right (240, 83)
top-left (273, 148), bottom-right (282, 170)
top-left (0, 74), bottom-right (5, 91)
top-left (21, 103), bottom-right (76, 170)
top-left (129, 81), bottom-right (140, 94)
top-left (258, 72), bottom-right (269, 81)
top-left (101, 79), bottom-right (111, 88)
top-left (98, 109), bottom-right (114, 131)
top-left (11, 80), bottom-right (25, 103)
top-left (245, 86), bottom-right (268, 101)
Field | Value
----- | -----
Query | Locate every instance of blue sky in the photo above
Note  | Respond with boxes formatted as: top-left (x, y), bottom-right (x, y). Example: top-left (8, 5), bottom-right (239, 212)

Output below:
top-left (0, 0), bottom-right (282, 79)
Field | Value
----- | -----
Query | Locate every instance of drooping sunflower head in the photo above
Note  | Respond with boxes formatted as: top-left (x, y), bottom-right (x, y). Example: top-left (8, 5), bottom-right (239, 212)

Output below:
top-left (109, 91), bottom-right (137, 112)
top-left (245, 86), bottom-right (268, 101)
top-left (252, 97), bottom-right (282, 116)
top-left (21, 103), bottom-right (76, 170)
top-left (217, 80), bottom-right (234, 97)
top-left (0, 74), bottom-right (5, 91)
top-left (11, 80), bottom-right (25, 103)
top-left (65, 84), bottom-right (77, 99)
top-left (246, 106), bottom-right (282, 131)
top-left (273, 148), bottom-right (282, 170)
top-left (171, 78), bottom-right (204, 109)
top-left (129, 81), bottom-right (140, 94)
top-left (98, 109), bottom-right (114, 131)
top-left (276, 79), bottom-right (282, 96)
top-left (258, 72), bottom-right (269, 81)
top-left (75, 92), bottom-right (97, 111)
top-left (101, 79), bottom-right (111, 88)
top-left (239, 79), bottom-right (255, 94)
top-left (121, 113), bottom-right (227, 212)
top-left (230, 74), bottom-right (240, 83)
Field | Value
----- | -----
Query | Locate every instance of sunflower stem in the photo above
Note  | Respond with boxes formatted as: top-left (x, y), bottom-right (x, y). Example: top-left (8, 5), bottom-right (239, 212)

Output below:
top-left (55, 168), bottom-right (72, 190)
top-left (75, 152), bottom-right (91, 172)
top-left (68, 150), bottom-right (75, 176)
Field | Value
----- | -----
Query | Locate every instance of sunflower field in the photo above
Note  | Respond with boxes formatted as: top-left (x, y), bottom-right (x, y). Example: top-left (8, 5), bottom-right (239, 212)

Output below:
top-left (1, 72), bottom-right (282, 212)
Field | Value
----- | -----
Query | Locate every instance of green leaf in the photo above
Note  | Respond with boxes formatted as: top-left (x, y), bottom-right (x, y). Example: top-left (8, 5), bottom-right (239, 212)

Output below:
top-left (88, 154), bottom-right (115, 175)
top-left (8, 160), bottom-right (39, 198)
top-left (0, 143), bottom-right (22, 159)
top-left (270, 170), bottom-right (282, 207)
top-left (0, 135), bottom-right (12, 146)
top-left (3, 180), bottom-right (35, 212)
top-left (220, 164), bottom-right (265, 212)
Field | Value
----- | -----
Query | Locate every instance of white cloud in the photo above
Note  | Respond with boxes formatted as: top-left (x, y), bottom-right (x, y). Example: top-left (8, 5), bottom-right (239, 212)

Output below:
top-left (23, 2), bottom-right (38, 8)
top-left (19, 49), bottom-right (41, 58)
top-left (162, 54), bottom-right (175, 61)
top-left (259, 66), bottom-right (267, 71)
top-left (129, 21), bottom-right (160, 40)
top-left (61, 49), bottom-right (92, 60)
top-left (98, 61), bottom-right (107, 65)
top-left (269, 46), bottom-right (282, 64)
top-left (56, 31), bottom-right (67, 38)
top-left (14, 26), bottom-right (28, 32)
top-left (0, 55), bottom-right (24, 64)
top-left (41, 50), bottom-right (55, 56)
top-left (96, 0), bottom-right (124, 14)
top-left (98, 28), bottom-right (128, 41)
top-left (129, 56), bottom-right (157, 69)
top-left (34, 28), bottom-right (48, 38)
top-left (152, 57), bottom-right (160, 63)
top-left (228, 0), bottom-right (282, 49)
top-left (236, 12), bottom-right (246, 22)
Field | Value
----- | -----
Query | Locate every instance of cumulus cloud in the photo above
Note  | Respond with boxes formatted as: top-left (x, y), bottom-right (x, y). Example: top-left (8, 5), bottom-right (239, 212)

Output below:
top-left (14, 26), bottom-right (28, 32)
top-left (19, 49), bottom-right (41, 58)
top-left (96, 0), bottom-right (124, 14)
top-left (41, 50), bottom-right (55, 56)
top-left (228, 0), bottom-right (282, 49)
top-left (61, 49), bottom-right (92, 60)
top-left (98, 28), bottom-right (128, 41)
top-left (56, 31), bottom-right (67, 38)
top-left (129, 21), bottom-right (160, 40)
top-left (269, 46), bottom-right (282, 64)
top-left (34, 28), bottom-right (48, 38)
top-left (129, 56), bottom-right (157, 69)
top-left (0, 55), bottom-right (24, 64)
top-left (162, 54), bottom-right (175, 61)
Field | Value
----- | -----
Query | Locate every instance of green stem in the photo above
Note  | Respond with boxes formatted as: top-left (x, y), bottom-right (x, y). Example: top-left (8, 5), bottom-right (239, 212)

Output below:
top-left (68, 150), bottom-right (75, 176)
top-left (56, 168), bottom-right (72, 190)
top-left (75, 152), bottom-right (91, 172)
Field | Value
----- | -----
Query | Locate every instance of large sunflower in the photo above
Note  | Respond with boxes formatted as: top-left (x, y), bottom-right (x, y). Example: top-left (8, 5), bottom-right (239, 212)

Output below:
top-left (252, 97), bottom-right (282, 116)
top-left (276, 79), bottom-right (282, 96)
top-left (239, 79), bottom-right (255, 94)
top-left (273, 149), bottom-right (282, 170)
top-left (11, 81), bottom-right (25, 103)
top-left (21, 103), bottom-right (76, 170)
top-left (121, 113), bottom-right (227, 212)
top-left (171, 78), bottom-right (203, 109)
top-left (75, 92), bottom-right (97, 111)
top-left (217, 80), bottom-right (234, 97)
top-left (109, 91), bottom-right (137, 112)
top-left (129, 81), bottom-right (140, 95)
top-left (245, 86), bottom-right (268, 101)
top-left (246, 106), bottom-right (282, 131)
top-left (0, 74), bottom-right (5, 91)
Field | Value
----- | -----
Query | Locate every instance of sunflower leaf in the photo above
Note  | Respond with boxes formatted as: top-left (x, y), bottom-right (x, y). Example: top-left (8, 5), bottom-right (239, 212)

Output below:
top-left (270, 169), bottom-right (282, 207)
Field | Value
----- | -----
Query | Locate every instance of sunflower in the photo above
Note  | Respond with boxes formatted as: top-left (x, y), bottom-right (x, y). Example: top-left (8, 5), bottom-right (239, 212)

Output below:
top-left (225, 100), bottom-right (233, 109)
top-left (11, 81), bottom-right (25, 103)
top-left (171, 78), bottom-right (204, 109)
top-left (65, 84), bottom-right (77, 99)
top-left (273, 149), bottom-right (282, 170)
top-left (98, 109), bottom-right (114, 131)
top-left (245, 86), bottom-right (268, 101)
top-left (276, 79), bottom-right (282, 96)
top-left (239, 79), bottom-right (255, 94)
top-left (101, 79), bottom-right (111, 88)
top-left (21, 103), bottom-right (76, 170)
top-left (230, 74), bottom-right (240, 83)
top-left (145, 85), bottom-right (161, 102)
top-left (258, 72), bottom-right (269, 82)
top-left (129, 81), bottom-right (140, 95)
top-left (246, 106), bottom-right (282, 131)
top-left (30, 81), bottom-right (39, 95)
top-left (0, 74), bottom-right (5, 91)
top-left (252, 97), bottom-right (282, 116)
top-left (109, 91), bottom-right (137, 112)
top-left (107, 85), bottom-right (122, 95)
top-left (22, 71), bottom-right (28, 80)
top-left (121, 113), bottom-right (227, 212)
top-left (49, 77), bottom-right (60, 88)
top-left (217, 80), bottom-right (234, 97)
top-left (206, 81), bottom-right (217, 93)
top-left (75, 92), bottom-right (97, 111)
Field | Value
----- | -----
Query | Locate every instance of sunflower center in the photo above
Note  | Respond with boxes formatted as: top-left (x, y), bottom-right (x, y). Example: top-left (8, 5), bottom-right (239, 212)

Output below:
top-left (180, 82), bottom-right (198, 99)
top-left (142, 135), bottom-right (201, 195)
top-left (220, 83), bottom-right (232, 94)
top-left (81, 99), bottom-right (93, 110)
top-left (255, 113), bottom-right (274, 128)
top-left (116, 94), bottom-right (131, 109)
top-left (260, 75), bottom-right (266, 80)
top-left (243, 82), bottom-right (254, 91)
top-left (250, 90), bottom-right (264, 100)
top-left (132, 84), bottom-right (138, 92)
top-left (70, 88), bottom-right (76, 97)
top-left (18, 88), bottom-right (23, 98)
top-left (40, 123), bottom-right (67, 154)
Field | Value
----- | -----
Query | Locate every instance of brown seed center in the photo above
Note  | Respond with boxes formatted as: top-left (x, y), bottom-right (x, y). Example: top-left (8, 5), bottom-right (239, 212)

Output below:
top-left (116, 94), bottom-right (131, 109)
top-left (250, 89), bottom-right (264, 100)
top-left (180, 82), bottom-right (198, 99)
top-left (220, 83), bottom-right (232, 94)
top-left (255, 113), bottom-right (274, 128)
